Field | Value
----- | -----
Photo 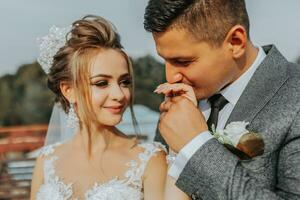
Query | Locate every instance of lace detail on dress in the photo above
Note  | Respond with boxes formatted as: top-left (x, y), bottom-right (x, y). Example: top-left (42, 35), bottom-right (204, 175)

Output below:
top-left (124, 142), bottom-right (167, 188)
top-left (85, 178), bottom-right (139, 200)
top-left (39, 142), bottom-right (62, 157)
top-left (37, 143), bottom-right (74, 200)
top-left (36, 141), bottom-right (166, 200)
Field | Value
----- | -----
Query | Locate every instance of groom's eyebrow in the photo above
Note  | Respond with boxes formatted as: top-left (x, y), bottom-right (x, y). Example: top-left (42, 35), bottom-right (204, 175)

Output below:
top-left (160, 54), bottom-right (194, 60)
top-left (171, 57), bottom-right (191, 60)
top-left (168, 56), bottom-right (195, 61)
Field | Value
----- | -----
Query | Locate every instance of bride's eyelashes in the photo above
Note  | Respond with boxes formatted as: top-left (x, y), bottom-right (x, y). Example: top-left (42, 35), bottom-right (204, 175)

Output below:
top-left (91, 80), bottom-right (109, 88)
top-left (91, 78), bottom-right (132, 88)
top-left (119, 78), bottom-right (132, 87)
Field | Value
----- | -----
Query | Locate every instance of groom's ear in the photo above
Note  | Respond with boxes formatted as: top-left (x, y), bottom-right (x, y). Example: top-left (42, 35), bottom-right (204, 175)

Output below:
top-left (224, 25), bottom-right (248, 59)
top-left (60, 81), bottom-right (76, 103)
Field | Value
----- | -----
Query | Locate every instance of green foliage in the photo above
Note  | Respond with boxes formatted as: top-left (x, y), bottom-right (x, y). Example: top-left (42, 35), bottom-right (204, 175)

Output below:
top-left (0, 62), bottom-right (54, 126)
top-left (133, 55), bottom-right (165, 111)
top-left (0, 75), bottom-right (15, 125)
top-left (0, 55), bottom-right (165, 126)
top-left (296, 56), bottom-right (300, 65)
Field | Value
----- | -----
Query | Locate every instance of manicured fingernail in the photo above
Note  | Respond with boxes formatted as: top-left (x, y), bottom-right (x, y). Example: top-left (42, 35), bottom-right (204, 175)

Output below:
top-left (155, 85), bottom-right (164, 92)
top-left (155, 86), bottom-right (162, 92)
top-left (159, 85), bottom-right (167, 90)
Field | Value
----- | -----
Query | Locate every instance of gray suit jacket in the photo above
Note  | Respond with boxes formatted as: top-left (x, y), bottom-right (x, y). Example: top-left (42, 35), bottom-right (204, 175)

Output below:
top-left (155, 45), bottom-right (300, 199)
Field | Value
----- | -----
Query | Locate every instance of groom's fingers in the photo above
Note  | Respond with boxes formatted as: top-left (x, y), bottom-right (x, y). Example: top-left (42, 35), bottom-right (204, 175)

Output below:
top-left (160, 111), bottom-right (167, 119)
top-left (160, 100), bottom-right (173, 113)
top-left (171, 96), bottom-right (189, 104)
top-left (182, 94), bottom-right (198, 106)
top-left (160, 96), bottom-right (192, 113)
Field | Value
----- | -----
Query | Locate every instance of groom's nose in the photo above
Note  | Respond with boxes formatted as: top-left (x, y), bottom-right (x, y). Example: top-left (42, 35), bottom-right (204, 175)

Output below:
top-left (166, 64), bottom-right (183, 84)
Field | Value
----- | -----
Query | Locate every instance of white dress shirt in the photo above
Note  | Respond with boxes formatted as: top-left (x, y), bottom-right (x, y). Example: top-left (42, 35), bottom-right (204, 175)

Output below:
top-left (168, 46), bottom-right (266, 179)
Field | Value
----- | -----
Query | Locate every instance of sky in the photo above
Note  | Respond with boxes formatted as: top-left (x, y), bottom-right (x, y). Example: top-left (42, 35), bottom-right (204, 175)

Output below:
top-left (0, 0), bottom-right (300, 76)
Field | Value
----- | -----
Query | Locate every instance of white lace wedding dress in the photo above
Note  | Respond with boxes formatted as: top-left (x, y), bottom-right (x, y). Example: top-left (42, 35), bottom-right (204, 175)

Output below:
top-left (35, 141), bottom-right (165, 200)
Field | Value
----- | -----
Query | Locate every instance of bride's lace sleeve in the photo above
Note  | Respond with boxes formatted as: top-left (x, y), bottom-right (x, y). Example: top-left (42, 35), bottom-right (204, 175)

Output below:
top-left (36, 143), bottom-right (62, 181)
top-left (38, 142), bottom-right (62, 157)
top-left (124, 142), bottom-right (167, 187)
top-left (138, 142), bottom-right (167, 169)
top-left (34, 142), bottom-right (74, 200)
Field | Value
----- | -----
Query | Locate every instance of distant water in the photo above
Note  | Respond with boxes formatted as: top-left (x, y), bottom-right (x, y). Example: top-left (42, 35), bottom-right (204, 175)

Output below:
top-left (117, 105), bottom-right (160, 141)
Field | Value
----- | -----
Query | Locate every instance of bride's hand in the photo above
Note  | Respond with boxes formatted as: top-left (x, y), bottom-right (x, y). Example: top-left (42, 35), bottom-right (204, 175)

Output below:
top-left (154, 83), bottom-right (197, 106)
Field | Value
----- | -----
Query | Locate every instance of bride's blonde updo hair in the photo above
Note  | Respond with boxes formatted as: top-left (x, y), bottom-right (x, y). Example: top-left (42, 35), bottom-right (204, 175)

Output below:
top-left (47, 15), bottom-right (138, 151)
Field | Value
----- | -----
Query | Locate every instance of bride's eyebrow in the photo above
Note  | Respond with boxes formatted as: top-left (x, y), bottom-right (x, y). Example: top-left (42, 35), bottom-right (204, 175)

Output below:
top-left (89, 73), bottom-right (131, 80)
top-left (118, 73), bottom-right (131, 80)
top-left (89, 74), bottom-right (112, 79)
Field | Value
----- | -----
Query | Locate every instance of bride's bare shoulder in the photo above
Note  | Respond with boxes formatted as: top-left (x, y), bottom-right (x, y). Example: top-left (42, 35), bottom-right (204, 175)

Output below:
top-left (40, 139), bottom-right (80, 162)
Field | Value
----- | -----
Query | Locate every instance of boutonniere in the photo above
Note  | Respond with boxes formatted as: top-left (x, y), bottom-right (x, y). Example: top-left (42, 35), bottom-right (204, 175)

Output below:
top-left (211, 121), bottom-right (264, 159)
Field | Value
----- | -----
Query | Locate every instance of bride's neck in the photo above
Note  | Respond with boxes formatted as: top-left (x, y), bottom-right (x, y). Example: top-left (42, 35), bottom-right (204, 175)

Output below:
top-left (76, 124), bottom-right (118, 155)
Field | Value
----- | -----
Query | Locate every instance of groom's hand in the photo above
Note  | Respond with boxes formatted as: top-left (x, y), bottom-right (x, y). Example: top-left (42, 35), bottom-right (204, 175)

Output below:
top-left (159, 96), bottom-right (208, 153)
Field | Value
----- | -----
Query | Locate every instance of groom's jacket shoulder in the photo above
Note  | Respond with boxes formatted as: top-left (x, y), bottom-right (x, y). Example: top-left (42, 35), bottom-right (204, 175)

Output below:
top-left (281, 54), bottom-right (300, 105)
top-left (263, 44), bottom-right (300, 99)
top-left (240, 45), bottom-right (300, 148)
top-left (286, 60), bottom-right (300, 84)
top-left (284, 57), bottom-right (300, 100)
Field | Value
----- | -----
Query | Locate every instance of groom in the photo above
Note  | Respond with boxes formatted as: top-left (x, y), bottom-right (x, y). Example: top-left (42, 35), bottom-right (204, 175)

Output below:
top-left (144, 0), bottom-right (300, 199)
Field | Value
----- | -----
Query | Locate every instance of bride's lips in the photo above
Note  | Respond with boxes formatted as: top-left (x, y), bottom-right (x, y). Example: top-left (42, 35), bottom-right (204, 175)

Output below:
top-left (103, 105), bottom-right (124, 114)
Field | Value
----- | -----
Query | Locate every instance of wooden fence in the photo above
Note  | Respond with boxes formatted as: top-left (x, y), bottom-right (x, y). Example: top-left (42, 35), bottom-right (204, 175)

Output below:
top-left (0, 125), bottom-right (48, 200)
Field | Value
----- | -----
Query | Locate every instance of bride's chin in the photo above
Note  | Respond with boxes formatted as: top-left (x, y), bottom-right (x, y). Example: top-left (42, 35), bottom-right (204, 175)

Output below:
top-left (97, 116), bottom-right (122, 127)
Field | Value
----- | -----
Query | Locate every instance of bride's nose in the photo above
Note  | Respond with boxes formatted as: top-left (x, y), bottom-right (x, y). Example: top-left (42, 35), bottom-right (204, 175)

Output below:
top-left (110, 84), bottom-right (126, 101)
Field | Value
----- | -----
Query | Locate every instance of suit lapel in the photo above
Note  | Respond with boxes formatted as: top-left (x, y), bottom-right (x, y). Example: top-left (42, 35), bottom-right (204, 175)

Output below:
top-left (226, 45), bottom-right (289, 125)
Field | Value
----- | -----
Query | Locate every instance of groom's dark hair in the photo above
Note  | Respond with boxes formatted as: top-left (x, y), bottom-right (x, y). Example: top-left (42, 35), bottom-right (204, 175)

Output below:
top-left (144, 0), bottom-right (250, 47)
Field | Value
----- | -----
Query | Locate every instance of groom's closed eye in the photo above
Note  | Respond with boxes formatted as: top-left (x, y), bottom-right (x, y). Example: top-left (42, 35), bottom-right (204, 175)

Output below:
top-left (169, 58), bottom-right (194, 67)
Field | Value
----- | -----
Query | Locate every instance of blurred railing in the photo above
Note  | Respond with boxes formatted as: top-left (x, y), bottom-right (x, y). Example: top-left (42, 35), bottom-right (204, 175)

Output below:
top-left (0, 125), bottom-right (47, 154)
top-left (0, 124), bottom-right (47, 200)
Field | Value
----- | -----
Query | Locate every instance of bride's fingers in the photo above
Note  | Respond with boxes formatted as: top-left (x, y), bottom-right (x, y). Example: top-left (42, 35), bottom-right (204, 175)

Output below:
top-left (155, 83), bottom-right (189, 93)
top-left (155, 83), bottom-right (197, 106)
top-left (156, 83), bottom-right (193, 95)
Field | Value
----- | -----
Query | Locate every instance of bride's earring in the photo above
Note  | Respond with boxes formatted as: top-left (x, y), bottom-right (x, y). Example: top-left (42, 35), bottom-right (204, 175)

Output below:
top-left (67, 103), bottom-right (79, 128)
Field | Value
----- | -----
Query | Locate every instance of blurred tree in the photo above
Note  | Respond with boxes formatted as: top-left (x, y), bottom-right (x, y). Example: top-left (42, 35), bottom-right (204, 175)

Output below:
top-left (132, 55), bottom-right (165, 111)
top-left (0, 75), bottom-right (15, 126)
top-left (296, 56), bottom-right (300, 65)
top-left (0, 62), bottom-right (54, 126)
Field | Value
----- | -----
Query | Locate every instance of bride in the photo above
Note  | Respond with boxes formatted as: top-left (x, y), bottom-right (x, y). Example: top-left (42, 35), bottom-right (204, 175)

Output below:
top-left (30, 15), bottom-right (192, 200)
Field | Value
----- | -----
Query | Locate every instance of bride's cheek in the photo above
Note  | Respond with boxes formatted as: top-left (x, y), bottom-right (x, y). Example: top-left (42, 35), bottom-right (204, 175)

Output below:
top-left (123, 88), bottom-right (131, 104)
top-left (91, 88), bottom-right (108, 108)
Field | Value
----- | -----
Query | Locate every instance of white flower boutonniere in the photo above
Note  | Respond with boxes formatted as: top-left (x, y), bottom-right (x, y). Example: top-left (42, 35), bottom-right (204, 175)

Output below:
top-left (211, 121), bottom-right (264, 159)
top-left (211, 121), bottom-right (249, 147)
